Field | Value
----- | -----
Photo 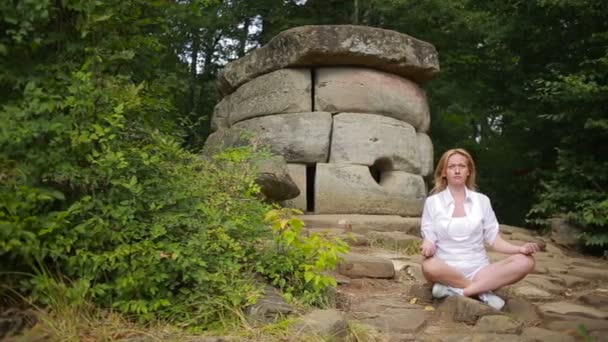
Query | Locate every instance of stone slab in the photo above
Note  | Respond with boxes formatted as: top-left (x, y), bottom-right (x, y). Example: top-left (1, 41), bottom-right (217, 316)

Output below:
top-left (329, 113), bottom-right (421, 173)
top-left (217, 25), bottom-right (440, 95)
top-left (316, 68), bottom-right (430, 132)
top-left (212, 68), bottom-right (312, 130)
top-left (315, 163), bottom-right (426, 216)
top-left (203, 112), bottom-right (332, 163)
top-left (298, 214), bottom-right (421, 235)
top-left (417, 132), bottom-right (434, 177)
top-left (338, 253), bottom-right (395, 279)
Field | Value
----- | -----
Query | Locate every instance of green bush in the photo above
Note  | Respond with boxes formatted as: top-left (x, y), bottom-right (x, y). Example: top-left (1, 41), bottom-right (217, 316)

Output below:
top-left (256, 208), bottom-right (349, 306)
top-left (0, 69), bottom-right (274, 325)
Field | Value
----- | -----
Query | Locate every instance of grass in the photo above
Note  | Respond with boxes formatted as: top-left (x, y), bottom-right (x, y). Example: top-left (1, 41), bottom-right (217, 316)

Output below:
top-left (368, 234), bottom-right (422, 255)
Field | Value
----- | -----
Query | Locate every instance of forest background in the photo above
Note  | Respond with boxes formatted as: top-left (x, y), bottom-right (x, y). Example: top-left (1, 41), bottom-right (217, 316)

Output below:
top-left (1, 0), bottom-right (606, 335)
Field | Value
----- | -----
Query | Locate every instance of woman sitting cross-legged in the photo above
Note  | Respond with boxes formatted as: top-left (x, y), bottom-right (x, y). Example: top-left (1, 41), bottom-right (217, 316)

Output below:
top-left (420, 148), bottom-right (539, 310)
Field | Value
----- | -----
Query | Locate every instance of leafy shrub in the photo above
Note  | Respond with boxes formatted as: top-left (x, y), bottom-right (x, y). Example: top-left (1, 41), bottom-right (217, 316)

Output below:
top-left (256, 208), bottom-right (349, 305)
top-left (0, 69), bottom-right (273, 325)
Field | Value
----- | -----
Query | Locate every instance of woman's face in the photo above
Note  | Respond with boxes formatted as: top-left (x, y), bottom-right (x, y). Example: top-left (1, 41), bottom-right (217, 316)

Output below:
top-left (444, 153), bottom-right (470, 187)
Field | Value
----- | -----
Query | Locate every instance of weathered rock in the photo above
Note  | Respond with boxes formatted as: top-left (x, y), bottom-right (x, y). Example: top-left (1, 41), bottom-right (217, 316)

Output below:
top-left (522, 274), bottom-right (567, 293)
top-left (437, 296), bottom-right (503, 325)
top-left (569, 266), bottom-right (608, 282)
top-left (293, 309), bottom-right (348, 339)
top-left (246, 285), bottom-right (294, 320)
top-left (211, 68), bottom-right (312, 130)
top-left (329, 113), bottom-right (421, 173)
top-left (408, 283), bottom-right (434, 304)
top-left (557, 274), bottom-right (591, 288)
top-left (434, 334), bottom-right (523, 342)
top-left (204, 112), bottom-right (332, 163)
top-left (506, 298), bottom-right (540, 325)
top-left (538, 301), bottom-right (608, 320)
top-left (547, 217), bottom-right (581, 248)
top-left (520, 327), bottom-right (576, 342)
top-left (316, 68), bottom-right (430, 132)
top-left (543, 312), bottom-right (608, 334)
top-left (217, 25), bottom-right (440, 95)
top-left (417, 132), bottom-right (434, 177)
top-left (281, 163), bottom-right (307, 211)
top-left (576, 290), bottom-right (608, 309)
top-left (315, 163), bottom-right (426, 216)
top-left (474, 315), bottom-right (522, 334)
top-left (338, 253), bottom-right (395, 279)
top-left (253, 155), bottom-right (300, 201)
top-left (510, 285), bottom-right (554, 301)
top-left (298, 214), bottom-right (421, 235)
top-left (350, 297), bottom-right (428, 334)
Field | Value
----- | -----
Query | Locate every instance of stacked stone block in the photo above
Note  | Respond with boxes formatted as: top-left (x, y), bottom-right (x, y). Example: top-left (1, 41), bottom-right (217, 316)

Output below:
top-left (204, 25), bottom-right (440, 217)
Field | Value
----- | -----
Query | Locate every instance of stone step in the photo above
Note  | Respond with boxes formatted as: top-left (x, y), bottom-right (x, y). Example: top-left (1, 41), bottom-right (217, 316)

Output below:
top-left (299, 214), bottom-right (421, 235)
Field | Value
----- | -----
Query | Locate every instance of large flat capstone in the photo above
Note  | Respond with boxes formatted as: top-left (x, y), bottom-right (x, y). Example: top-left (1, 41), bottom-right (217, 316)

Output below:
top-left (315, 67), bottom-right (430, 132)
top-left (329, 113), bottom-right (421, 173)
top-left (217, 25), bottom-right (440, 95)
top-left (315, 163), bottom-right (426, 216)
top-left (211, 68), bottom-right (312, 131)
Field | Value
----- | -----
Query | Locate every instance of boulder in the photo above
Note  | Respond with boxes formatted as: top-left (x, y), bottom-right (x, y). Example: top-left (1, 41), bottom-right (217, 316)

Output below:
top-left (538, 301), bottom-right (608, 320)
top-left (293, 309), bottom-right (348, 339)
top-left (417, 132), bottom-right (434, 177)
top-left (253, 155), bottom-right (300, 201)
top-left (217, 25), bottom-right (440, 95)
top-left (474, 315), bottom-right (522, 334)
top-left (547, 217), bottom-right (581, 248)
top-left (281, 163), bottom-right (307, 211)
top-left (506, 298), bottom-right (540, 325)
top-left (211, 68), bottom-right (312, 131)
top-left (315, 163), bottom-right (426, 216)
top-left (315, 68), bottom-right (430, 132)
top-left (329, 113), bottom-right (421, 173)
top-left (246, 285), bottom-right (294, 321)
top-left (520, 327), bottom-right (576, 342)
top-left (349, 297), bottom-right (428, 334)
top-left (338, 253), bottom-right (395, 279)
top-left (437, 295), bottom-right (503, 325)
top-left (203, 112), bottom-right (332, 163)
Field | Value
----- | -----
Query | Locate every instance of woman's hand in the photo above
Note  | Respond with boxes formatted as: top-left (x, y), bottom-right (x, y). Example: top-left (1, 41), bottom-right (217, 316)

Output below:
top-left (420, 239), bottom-right (436, 258)
top-left (518, 242), bottom-right (540, 255)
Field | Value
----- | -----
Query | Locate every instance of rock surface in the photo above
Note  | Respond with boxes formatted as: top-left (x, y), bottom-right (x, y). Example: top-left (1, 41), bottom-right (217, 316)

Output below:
top-left (217, 25), bottom-right (440, 95)
top-left (315, 163), bottom-right (426, 216)
top-left (329, 113), bottom-right (421, 173)
top-left (315, 68), bottom-right (430, 132)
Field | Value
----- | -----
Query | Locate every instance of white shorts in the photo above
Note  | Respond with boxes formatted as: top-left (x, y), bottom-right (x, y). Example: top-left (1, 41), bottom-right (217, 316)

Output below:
top-left (443, 259), bottom-right (489, 280)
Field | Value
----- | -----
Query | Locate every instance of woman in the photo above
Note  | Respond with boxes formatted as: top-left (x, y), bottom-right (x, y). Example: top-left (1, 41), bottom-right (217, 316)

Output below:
top-left (420, 148), bottom-right (539, 310)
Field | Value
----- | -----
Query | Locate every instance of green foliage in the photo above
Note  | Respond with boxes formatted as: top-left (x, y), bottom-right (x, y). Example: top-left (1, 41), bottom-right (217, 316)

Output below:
top-left (0, 62), bottom-right (274, 324)
top-left (256, 208), bottom-right (350, 305)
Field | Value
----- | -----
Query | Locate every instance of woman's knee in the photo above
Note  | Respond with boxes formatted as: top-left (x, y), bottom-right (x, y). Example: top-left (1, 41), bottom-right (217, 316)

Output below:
top-left (512, 254), bottom-right (535, 273)
top-left (421, 257), bottom-right (441, 278)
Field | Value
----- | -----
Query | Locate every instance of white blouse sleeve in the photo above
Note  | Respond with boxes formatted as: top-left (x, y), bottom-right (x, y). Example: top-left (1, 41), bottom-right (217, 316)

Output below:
top-left (420, 197), bottom-right (438, 243)
top-left (482, 195), bottom-right (500, 245)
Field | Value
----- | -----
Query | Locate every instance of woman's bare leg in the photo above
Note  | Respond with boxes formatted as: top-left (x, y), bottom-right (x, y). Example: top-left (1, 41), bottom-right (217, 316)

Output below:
top-left (463, 254), bottom-right (535, 297)
top-left (421, 257), bottom-right (472, 289)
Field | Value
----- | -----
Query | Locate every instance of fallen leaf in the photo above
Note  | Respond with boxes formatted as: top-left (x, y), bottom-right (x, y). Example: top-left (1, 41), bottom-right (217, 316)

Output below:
top-left (424, 306), bottom-right (435, 311)
top-left (409, 297), bottom-right (418, 304)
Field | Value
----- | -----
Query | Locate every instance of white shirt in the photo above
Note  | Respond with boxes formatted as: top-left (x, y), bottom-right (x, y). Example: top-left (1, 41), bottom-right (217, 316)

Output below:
top-left (421, 187), bottom-right (500, 264)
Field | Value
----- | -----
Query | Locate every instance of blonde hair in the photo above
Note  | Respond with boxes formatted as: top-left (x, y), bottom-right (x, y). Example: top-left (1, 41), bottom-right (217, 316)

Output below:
top-left (430, 148), bottom-right (478, 194)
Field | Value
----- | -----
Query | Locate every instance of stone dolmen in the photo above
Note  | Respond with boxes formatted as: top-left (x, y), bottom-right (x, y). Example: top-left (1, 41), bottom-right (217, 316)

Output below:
top-left (204, 25), bottom-right (439, 218)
